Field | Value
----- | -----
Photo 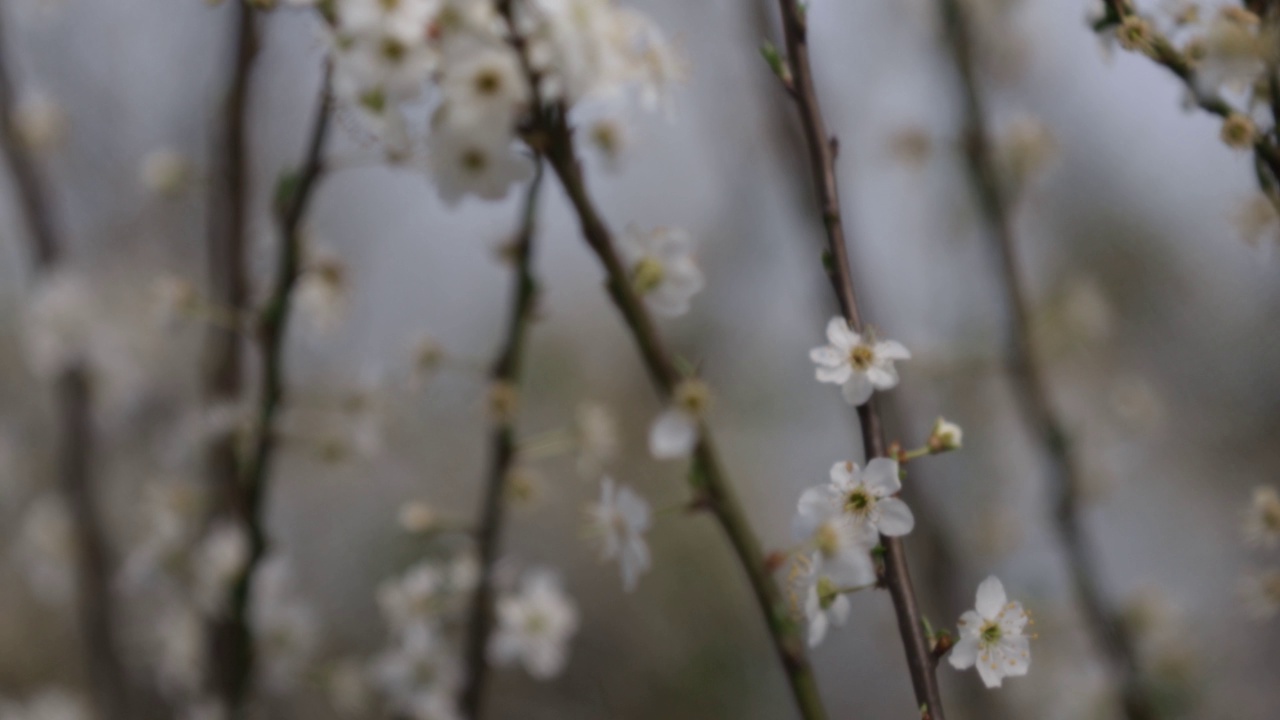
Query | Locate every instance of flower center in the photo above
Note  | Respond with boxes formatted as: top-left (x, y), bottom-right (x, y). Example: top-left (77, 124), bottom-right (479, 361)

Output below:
top-left (632, 256), bottom-right (665, 293)
top-left (524, 610), bottom-right (549, 636)
top-left (815, 576), bottom-right (839, 610)
top-left (380, 38), bottom-right (407, 62)
top-left (460, 148), bottom-right (489, 174)
top-left (815, 523), bottom-right (840, 557)
top-left (474, 69), bottom-right (503, 96)
top-left (980, 620), bottom-right (1002, 645)
top-left (844, 488), bottom-right (873, 515)
top-left (848, 344), bottom-right (874, 370)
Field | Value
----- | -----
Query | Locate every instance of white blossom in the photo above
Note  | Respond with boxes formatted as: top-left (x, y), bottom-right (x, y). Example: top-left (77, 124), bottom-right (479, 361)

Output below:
top-left (809, 317), bottom-right (910, 406)
top-left (294, 250), bottom-right (348, 336)
top-left (648, 378), bottom-right (708, 460)
top-left (437, 43), bottom-right (530, 131)
top-left (488, 569), bottom-right (579, 679)
top-left (619, 226), bottom-right (703, 317)
top-left (929, 416), bottom-right (963, 451)
top-left (792, 484), bottom-right (877, 588)
top-left (193, 520), bottom-right (251, 615)
top-left (585, 476), bottom-right (651, 591)
top-left (1243, 485), bottom-right (1280, 549)
top-left (426, 124), bottom-right (533, 205)
top-left (949, 576), bottom-right (1032, 688)
top-left (797, 558), bottom-right (851, 648)
top-left (371, 624), bottom-right (462, 719)
top-left (822, 458), bottom-right (914, 538)
top-left (250, 556), bottom-right (319, 692)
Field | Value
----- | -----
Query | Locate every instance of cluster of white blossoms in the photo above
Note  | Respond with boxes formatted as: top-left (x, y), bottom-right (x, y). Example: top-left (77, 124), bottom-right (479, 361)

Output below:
top-left (790, 459), bottom-right (912, 647)
top-left (488, 569), bottom-right (580, 679)
top-left (302, 0), bottom-right (680, 203)
top-left (810, 317), bottom-right (910, 406)
top-left (1240, 485), bottom-right (1280, 618)
top-left (1094, 2), bottom-right (1273, 149)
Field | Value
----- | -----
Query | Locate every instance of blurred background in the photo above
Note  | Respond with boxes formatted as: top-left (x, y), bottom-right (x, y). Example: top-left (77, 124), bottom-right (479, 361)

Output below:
top-left (0, 0), bottom-right (1277, 718)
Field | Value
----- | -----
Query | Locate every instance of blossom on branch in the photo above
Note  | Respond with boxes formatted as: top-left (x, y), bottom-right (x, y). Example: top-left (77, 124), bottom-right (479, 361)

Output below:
top-left (809, 317), bottom-right (910, 406)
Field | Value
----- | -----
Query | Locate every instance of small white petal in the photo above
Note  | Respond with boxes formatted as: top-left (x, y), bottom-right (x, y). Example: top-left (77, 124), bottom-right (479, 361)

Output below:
top-left (809, 346), bottom-right (843, 367)
top-left (648, 408), bottom-right (699, 459)
top-left (815, 364), bottom-right (853, 385)
top-left (864, 362), bottom-right (899, 390)
top-left (975, 576), bottom-right (1007, 620)
top-left (825, 316), bottom-right (859, 348)
top-left (874, 339), bottom-right (911, 360)
top-left (948, 637), bottom-right (979, 670)
top-left (875, 497), bottom-right (915, 537)
top-left (862, 458), bottom-right (901, 496)
top-left (840, 374), bottom-right (874, 405)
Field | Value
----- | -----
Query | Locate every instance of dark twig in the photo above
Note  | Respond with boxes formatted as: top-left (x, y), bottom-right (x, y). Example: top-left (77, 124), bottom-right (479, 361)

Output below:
top-left (213, 64), bottom-right (333, 715)
top-left (943, 0), bottom-right (1159, 718)
top-left (459, 160), bottom-right (545, 720)
top-left (770, 1), bottom-right (947, 718)
top-left (0, 11), bottom-right (132, 720)
top-left (204, 2), bottom-right (260, 708)
top-left (541, 111), bottom-right (828, 720)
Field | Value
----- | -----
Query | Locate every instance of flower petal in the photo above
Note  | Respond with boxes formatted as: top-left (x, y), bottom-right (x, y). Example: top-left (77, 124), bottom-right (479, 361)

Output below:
top-left (840, 373), bottom-right (873, 405)
top-left (826, 316), bottom-right (859, 348)
top-left (976, 650), bottom-right (1005, 688)
top-left (865, 362), bottom-right (899, 390)
top-left (793, 486), bottom-right (839, 540)
top-left (816, 364), bottom-right (853, 385)
top-left (828, 461), bottom-right (857, 488)
top-left (809, 345), bottom-right (843, 367)
top-left (948, 637), bottom-right (979, 670)
top-left (648, 408), bottom-right (698, 459)
top-left (975, 576), bottom-right (1007, 620)
top-left (998, 602), bottom-right (1028, 636)
top-left (874, 339), bottom-right (911, 360)
top-left (875, 497), bottom-right (915, 537)
top-left (862, 458), bottom-right (901, 496)
top-left (1001, 636), bottom-right (1031, 677)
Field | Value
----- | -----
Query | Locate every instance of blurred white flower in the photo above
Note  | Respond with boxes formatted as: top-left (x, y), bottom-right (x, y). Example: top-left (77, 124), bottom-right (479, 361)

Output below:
top-left (153, 602), bottom-right (205, 696)
top-left (193, 520), bottom-right (251, 615)
top-left (585, 476), bottom-right (651, 591)
top-left (488, 569), bottom-right (579, 679)
top-left (139, 149), bottom-right (193, 197)
top-left (437, 43), bottom-right (529, 131)
top-left (120, 477), bottom-right (206, 590)
top-left (294, 250), bottom-right (348, 336)
top-left (619, 226), bottom-right (703, 317)
top-left (824, 458), bottom-right (914, 538)
top-left (371, 624), bottom-right (462, 719)
top-left (792, 484), bottom-right (877, 589)
top-left (1240, 567), bottom-right (1280, 619)
top-left (648, 378), bottom-right (708, 460)
top-left (929, 417), bottom-right (963, 452)
top-left (803, 568), bottom-right (851, 648)
top-left (22, 272), bottom-right (95, 378)
top-left (809, 317), bottom-right (910, 406)
top-left (12, 93), bottom-right (67, 152)
top-left (251, 556), bottom-right (319, 693)
top-left (574, 401), bottom-right (618, 477)
top-left (949, 576), bottom-right (1032, 688)
top-left (1243, 485), bottom-right (1280, 549)
top-left (378, 561), bottom-right (447, 633)
top-left (426, 124), bottom-right (533, 205)
top-left (15, 494), bottom-right (76, 604)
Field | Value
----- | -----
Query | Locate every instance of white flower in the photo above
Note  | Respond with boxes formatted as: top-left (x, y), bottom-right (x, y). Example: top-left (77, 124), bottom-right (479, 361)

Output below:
top-left (574, 401), bottom-right (618, 477)
top-left (1243, 486), bottom-right (1280, 549)
top-left (426, 124), bottom-right (533, 205)
top-left (792, 485), bottom-right (877, 588)
top-left (378, 561), bottom-right (447, 633)
top-left (800, 560), bottom-right (851, 648)
top-left (120, 477), bottom-right (206, 590)
top-left (294, 250), bottom-right (348, 336)
top-left (619, 226), bottom-right (703, 317)
top-left (372, 624), bottom-right (462, 718)
top-left (22, 272), bottom-right (95, 378)
top-left (437, 43), bottom-right (530, 132)
top-left (809, 317), bottom-right (910, 405)
top-left (648, 378), bottom-right (708, 460)
top-left (250, 556), bottom-right (319, 693)
top-left (193, 520), bottom-right (251, 615)
top-left (139, 149), bottom-right (192, 197)
top-left (825, 458), bottom-right (914, 537)
top-left (949, 576), bottom-right (1032, 688)
top-left (585, 476), bottom-right (651, 591)
top-left (12, 93), bottom-right (67, 152)
top-left (1240, 568), bottom-right (1280, 619)
top-left (488, 569), bottom-right (579, 679)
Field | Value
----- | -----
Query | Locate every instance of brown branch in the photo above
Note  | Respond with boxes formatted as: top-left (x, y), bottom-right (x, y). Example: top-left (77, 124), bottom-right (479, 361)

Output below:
top-left (540, 110), bottom-right (828, 720)
top-left (0, 11), bottom-right (132, 720)
top-left (943, 0), bottom-right (1159, 718)
top-left (771, 1), bottom-right (946, 717)
top-left (212, 62), bottom-right (333, 716)
top-left (458, 160), bottom-right (544, 720)
top-left (204, 2), bottom-right (260, 708)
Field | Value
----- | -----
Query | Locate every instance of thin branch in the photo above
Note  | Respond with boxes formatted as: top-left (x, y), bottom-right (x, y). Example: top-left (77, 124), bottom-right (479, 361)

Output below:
top-left (459, 160), bottom-right (545, 720)
top-left (0, 10), bottom-right (132, 720)
top-left (944, 0), bottom-right (1160, 717)
top-left (771, 1), bottom-right (946, 717)
top-left (204, 2), bottom-right (260, 707)
top-left (541, 110), bottom-right (829, 720)
top-left (214, 63), bottom-right (333, 715)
